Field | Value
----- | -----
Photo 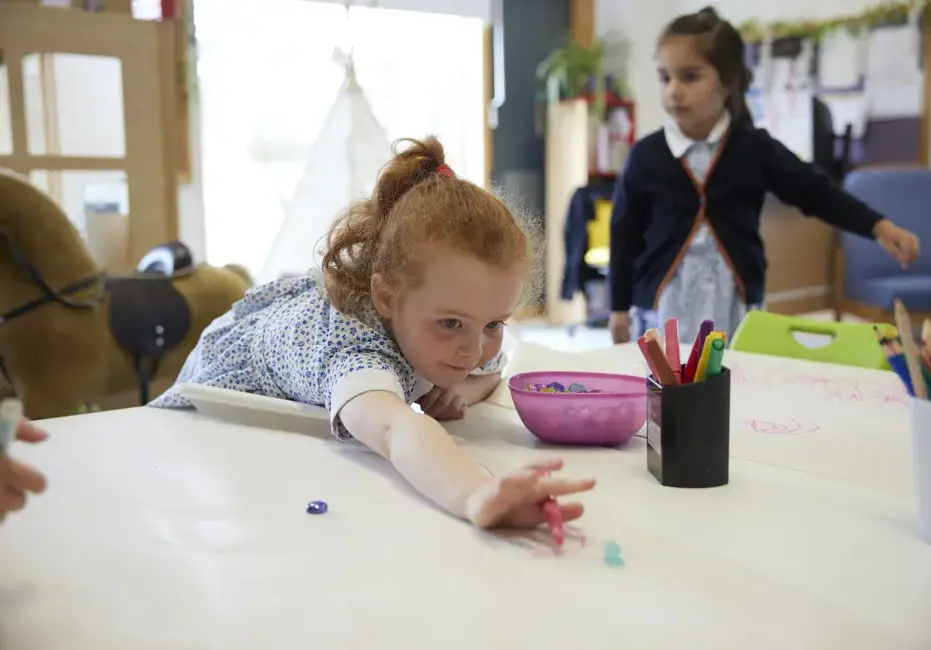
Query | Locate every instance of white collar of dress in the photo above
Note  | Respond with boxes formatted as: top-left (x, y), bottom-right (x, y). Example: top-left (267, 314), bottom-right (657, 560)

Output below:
top-left (663, 111), bottom-right (731, 159)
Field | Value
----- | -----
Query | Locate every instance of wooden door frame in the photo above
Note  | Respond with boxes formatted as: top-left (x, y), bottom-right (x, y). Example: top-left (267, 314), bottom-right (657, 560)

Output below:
top-left (482, 0), bottom-right (595, 189)
top-left (570, 0), bottom-right (594, 48)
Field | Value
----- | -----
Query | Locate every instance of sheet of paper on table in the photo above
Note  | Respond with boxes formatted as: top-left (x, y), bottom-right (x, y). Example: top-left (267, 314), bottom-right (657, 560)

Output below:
top-left (179, 339), bottom-right (912, 497)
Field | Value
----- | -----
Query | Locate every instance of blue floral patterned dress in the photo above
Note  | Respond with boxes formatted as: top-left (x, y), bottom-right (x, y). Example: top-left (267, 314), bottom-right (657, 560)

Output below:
top-left (149, 271), bottom-right (506, 439)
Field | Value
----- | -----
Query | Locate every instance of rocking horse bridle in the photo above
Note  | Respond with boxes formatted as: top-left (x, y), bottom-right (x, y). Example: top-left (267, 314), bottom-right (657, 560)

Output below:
top-left (0, 226), bottom-right (107, 387)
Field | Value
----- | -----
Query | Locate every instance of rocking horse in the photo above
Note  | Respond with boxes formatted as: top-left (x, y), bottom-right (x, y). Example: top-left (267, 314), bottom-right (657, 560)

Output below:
top-left (0, 169), bottom-right (252, 420)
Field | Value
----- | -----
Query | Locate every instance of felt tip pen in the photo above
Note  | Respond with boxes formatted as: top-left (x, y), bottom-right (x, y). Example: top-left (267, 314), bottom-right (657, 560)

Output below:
top-left (664, 318), bottom-right (681, 381)
top-left (887, 353), bottom-right (916, 397)
top-left (683, 320), bottom-right (714, 383)
top-left (693, 332), bottom-right (722, 383)
top-left (705, 338), bottom-right (726, 377)
top-left (642, 337), bottom-right (679, 386)
top-left (638, 335), bottom-right (661, 381)
top-left (542, 498), bottom-right (564, 547)
top-left (893, 299), bottom-right (927, 400)
top-left (0, 398), bottom-right (23, 453)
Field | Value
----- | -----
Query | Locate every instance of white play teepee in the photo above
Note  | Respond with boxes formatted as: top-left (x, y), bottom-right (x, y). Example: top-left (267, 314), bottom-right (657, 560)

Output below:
top-left (259, 0), bottom-right (392, 283)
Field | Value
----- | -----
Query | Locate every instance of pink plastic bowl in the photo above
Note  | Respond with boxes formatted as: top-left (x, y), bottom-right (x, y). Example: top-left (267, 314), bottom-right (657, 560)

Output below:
top-left (508, 371), bottom-right (647, 447)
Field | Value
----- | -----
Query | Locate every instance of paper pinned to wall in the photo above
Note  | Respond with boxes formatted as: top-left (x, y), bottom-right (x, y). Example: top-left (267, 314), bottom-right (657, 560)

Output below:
top-left (748, 88), bottom-right (814, 163)
top-left (749, 32), bottom-right (774, 94)
top-left (747, 53), bottom-right (815, 162)
top-left (768, 58), bottom-right (801, 94)
top-left (868, 84), bottom-right (923, 119)
top-left (796, 39), bottom-right (816, 90)
top-left (864, 23), bottom-right (923, 119)
top-left (820, 94), bottom-right (869, 138)
top-left (818, 29), bottom-right (866, 91)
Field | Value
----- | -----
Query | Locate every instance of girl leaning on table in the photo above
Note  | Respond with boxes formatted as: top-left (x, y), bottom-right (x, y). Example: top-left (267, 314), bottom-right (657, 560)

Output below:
top-left (609, 7), bottom-right (920, 345)
top-left (149, 136), bottom-right (596, 530)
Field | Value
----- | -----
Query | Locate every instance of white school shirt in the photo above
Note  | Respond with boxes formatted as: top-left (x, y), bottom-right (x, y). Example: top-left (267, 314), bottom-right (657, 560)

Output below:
top-left (663, 111), bottom-right (731, 182)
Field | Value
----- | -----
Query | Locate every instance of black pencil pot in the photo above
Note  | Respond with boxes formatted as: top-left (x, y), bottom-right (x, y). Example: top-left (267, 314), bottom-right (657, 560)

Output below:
top-left (645, 366), bottom-right (731, 488)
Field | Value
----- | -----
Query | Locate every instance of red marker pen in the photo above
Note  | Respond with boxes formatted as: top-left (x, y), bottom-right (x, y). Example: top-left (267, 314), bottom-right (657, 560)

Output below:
top-left (542, 498), bottom-right (564, 547)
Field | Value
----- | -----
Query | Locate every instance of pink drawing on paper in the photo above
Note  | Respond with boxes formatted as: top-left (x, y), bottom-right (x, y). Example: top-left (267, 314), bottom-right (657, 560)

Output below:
top-left (530, 525), bottom-right (585, 556)
top-left (750, 419), bottom-right (821, 435)
top-left (727, 360), bottom-right (908, 407)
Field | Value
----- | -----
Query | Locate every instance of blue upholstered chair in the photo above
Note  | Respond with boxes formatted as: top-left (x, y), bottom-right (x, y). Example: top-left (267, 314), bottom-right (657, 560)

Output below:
top-left (835, 168), bottom-right (931, 322)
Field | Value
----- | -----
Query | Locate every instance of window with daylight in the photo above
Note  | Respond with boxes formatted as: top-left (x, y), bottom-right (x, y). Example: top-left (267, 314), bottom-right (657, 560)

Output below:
top-left (194, 0), bottom-right (486, 276)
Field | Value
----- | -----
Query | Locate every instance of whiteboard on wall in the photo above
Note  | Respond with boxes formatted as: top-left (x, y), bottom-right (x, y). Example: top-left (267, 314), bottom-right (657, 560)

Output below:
top-left (818, 28), bottom-right (866, 92)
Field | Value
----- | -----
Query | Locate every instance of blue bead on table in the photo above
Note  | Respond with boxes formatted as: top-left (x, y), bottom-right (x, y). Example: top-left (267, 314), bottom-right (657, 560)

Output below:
top-left (306, 500), bottom-right (328, 515)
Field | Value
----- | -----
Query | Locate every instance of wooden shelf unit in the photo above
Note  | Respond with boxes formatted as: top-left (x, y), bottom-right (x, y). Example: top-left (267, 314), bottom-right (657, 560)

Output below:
top-left (543, 96), bottom-right (634, 326)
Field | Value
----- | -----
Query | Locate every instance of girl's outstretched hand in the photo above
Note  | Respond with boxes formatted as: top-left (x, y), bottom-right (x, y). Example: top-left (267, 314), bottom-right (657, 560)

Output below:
top-left (874, 219), bottom-right (920, 268)
top-left (465, 459), bottom-right (595, 529)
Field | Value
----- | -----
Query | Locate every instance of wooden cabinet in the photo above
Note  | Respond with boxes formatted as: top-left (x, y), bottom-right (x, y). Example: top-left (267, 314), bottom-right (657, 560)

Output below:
top-left (544, 99), bottom-right (589, 326)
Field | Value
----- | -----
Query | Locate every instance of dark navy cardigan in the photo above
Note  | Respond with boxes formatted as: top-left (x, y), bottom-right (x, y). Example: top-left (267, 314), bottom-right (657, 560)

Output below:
top-left (608, 124), bottom-right (885, 312)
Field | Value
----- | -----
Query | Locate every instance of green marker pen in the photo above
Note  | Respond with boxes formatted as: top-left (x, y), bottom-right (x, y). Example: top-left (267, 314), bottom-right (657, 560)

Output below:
top-left (705, 338), bottom-right (725, 377)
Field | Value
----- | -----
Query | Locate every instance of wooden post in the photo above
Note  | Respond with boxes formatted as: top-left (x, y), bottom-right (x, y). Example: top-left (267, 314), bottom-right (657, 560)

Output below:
top-left (38, 54), bottom-right (64, 202)
top-left (570, 0), bottom-right (595, 48)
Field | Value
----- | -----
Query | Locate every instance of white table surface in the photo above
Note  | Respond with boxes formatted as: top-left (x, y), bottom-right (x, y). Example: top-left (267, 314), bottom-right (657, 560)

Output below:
top-left (1, 343), bottom-right (929, 650)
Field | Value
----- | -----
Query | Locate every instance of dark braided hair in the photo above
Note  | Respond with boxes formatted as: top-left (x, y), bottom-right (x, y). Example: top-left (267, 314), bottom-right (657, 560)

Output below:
top-left (660, 7), bottom-right (754, 126)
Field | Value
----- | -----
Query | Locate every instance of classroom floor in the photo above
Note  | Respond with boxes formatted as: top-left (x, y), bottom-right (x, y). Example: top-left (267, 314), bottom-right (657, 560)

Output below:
top-left (513, 310), bottom-right (866, 352)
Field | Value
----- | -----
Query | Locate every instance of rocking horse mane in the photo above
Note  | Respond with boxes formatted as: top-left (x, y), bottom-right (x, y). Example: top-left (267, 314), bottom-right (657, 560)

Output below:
top-left (0, 168), bottom-right (101, 313)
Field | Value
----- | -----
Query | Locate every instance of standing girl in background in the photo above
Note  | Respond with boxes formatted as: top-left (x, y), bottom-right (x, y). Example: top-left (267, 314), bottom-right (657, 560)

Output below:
top-left (608, 7), bottom-right (920, 344)
top-left (151, 137), bottom-right (595, 531)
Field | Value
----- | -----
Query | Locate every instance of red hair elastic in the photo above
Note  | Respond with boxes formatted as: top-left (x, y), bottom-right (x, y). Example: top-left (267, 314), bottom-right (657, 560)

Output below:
top-left (435, 164), bottom-right (455, 177)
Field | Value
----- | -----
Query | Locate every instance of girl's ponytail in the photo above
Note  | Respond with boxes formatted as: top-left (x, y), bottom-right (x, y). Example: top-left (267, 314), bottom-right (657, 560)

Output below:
top-left (728, 67), bottom-right (755, 128)
top-left (322, 137), bottom-right (448, 313)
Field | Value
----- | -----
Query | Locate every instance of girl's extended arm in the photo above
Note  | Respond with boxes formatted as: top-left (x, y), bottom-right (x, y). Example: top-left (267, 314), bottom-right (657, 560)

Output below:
top-left (758, 129), bottom-right (883, 237)
top-left (338, 390), bottom-right (494, 521)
